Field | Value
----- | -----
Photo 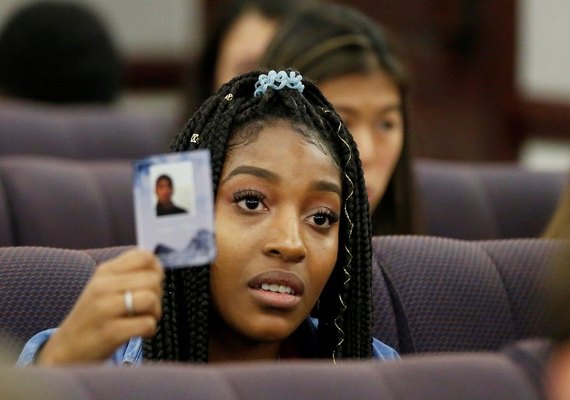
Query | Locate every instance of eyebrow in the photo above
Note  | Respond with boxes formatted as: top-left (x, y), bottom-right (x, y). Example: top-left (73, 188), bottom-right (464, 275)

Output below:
top-left (336, 103), bottom-right (402, 115)
top-left (222, 165), bottom-right (279, 184)
top-left (379, 104), bottom-right (402, 114)
top-left (310, 181), bottom-right (342, 198)
top-left (222, 165), bottom-right (342, 197)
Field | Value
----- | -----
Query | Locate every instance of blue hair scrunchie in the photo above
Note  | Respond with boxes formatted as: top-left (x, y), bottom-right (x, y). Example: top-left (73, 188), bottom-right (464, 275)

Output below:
top-left (253, 70), bottom-right (305, 97)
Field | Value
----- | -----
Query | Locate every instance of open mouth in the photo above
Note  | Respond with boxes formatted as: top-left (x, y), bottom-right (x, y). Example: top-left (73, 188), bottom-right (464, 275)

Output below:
top-left (260, 283), bottom-right (296, 295)
top-left (248, 271), bottom-right (305, 309)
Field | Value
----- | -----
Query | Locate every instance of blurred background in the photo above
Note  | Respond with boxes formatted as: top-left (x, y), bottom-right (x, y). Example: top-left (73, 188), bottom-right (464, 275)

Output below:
top-left (0, 0), bottom-right (568, 170)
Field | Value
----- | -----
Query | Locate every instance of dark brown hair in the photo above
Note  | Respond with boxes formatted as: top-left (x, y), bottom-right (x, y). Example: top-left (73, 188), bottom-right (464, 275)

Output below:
top-left (184, 0), bottom-right (318, 115)
top-left (260, 3), bottom-right (420, 235)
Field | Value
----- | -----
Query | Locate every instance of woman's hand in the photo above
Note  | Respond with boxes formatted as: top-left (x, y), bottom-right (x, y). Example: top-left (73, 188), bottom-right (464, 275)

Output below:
top-left (38, 249), bottom-right (164, 365)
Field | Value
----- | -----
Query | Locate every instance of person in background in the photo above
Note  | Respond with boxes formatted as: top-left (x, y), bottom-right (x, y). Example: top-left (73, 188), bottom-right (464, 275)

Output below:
top-left (0, 1), bottom-right (122, 104)
top-left (502, 208), bottom-right (570, 400)
top-left (543, 181), bottom-right (570, 239)
top-left (260, 3), bottom-right (420, 235)
top-left (17, 70), bottom-right (398, 365)
top-left (185, 0), bottom-right (318, 114)
top-left (542, 226), bottom-right (570, 400)
top-left (155, 174), bottom-right (187, 217)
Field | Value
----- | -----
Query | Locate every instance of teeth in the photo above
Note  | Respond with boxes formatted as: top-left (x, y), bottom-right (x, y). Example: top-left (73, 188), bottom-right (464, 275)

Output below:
top-left (260, 283), bottom-right (294, 295)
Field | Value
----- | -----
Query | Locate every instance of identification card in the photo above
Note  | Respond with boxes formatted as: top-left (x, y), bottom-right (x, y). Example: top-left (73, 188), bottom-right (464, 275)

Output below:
top-left (133, 150), bottom-right (216, 268)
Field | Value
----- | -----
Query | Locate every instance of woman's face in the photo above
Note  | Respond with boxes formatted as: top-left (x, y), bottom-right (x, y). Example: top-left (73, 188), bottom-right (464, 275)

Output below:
top-left (214, 11), bottom-right (277, 89)
top-left (155, 178), bottom-right (173, 204)
top-left (211, 120), bottom-right (341, 344)
top-left (319, 70), bottom-right (404, 212)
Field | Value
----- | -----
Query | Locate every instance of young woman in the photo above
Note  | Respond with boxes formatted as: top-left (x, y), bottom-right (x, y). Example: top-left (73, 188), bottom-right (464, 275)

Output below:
top-left (18, 70), bottom-right (398, 365)
top-left (185, 0), bottom-right (317, 114)
top-left (260, 3), bottom-right (420, 235)
top-left (543, 182), bottom-right (570, 239)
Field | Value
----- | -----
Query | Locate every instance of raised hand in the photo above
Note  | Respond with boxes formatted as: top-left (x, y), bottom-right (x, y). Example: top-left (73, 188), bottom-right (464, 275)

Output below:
top-left (38, 250), bottom-right (164, 365)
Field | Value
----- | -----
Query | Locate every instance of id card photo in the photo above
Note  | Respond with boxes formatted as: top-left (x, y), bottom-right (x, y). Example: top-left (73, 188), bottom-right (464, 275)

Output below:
top-left (133, 150), bottom-right (216, 268)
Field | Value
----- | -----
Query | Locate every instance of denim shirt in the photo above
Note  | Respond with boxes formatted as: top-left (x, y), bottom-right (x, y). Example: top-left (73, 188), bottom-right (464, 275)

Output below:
top-left (17, 320), bottom-right (399, 366)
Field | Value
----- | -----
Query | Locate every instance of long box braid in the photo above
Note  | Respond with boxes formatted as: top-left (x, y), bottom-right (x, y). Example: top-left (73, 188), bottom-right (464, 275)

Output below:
top-left (143, 70), bottom-right (373, 362)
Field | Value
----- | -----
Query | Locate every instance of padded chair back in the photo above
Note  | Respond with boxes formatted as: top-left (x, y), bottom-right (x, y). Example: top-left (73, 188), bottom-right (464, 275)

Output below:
top-left (0, 246), bottom-right (131, 350)
top-left (0, 155), bottom-right (135, 248)
top-left (0, 101), bottom-right (176, 160)
top-left (372, 236), bottom-right (562, 354)
top-left (0, 353), bottom-right (541, 400)
top-left (415, 159), bottom-right (567, 239)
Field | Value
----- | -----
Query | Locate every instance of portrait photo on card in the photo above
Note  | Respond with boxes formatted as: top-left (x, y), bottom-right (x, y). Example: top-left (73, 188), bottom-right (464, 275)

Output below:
top-left (133, 150), bottom-right (216, 268)
top-left (151, 163), bottom-right (193, 218)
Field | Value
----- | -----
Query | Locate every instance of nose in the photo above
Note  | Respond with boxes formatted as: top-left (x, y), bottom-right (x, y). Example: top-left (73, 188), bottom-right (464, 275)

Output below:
top-left (350, 125), bottom-right (375, 167)
top-left (263, 209), bottom-right (307, 263)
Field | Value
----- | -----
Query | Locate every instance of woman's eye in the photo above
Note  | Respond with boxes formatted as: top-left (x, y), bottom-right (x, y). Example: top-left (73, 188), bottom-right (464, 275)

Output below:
top-left (232, 190), bottom-right (266, 212)
top-left (313, 214), bottom-right (330, 226)
top-left (241, 198), bottom-right (262, 210)
top-left (377, 120), bottom-right (395, 132)
top-left (307, 209), bottom-right (339, 229)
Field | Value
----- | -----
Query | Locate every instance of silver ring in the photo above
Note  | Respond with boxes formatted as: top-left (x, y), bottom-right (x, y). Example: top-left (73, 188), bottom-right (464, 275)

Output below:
top-left (124, 290), bottom-right (134, 316)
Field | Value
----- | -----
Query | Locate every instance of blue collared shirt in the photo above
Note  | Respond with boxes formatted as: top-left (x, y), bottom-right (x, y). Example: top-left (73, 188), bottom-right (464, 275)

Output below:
top-left (17, 321), bottom-right (399, 366)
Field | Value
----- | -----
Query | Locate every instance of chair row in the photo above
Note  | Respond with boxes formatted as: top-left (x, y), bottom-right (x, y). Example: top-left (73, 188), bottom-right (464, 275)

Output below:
top-left (0, 155), bottom-right (565, 248)
top-left (0, 236), bottom-right (561, 355)
top-left (0, 349), bottom-right (545, 400)
top-left (1, 236), bottom-right (559, 399)
top-left (416, 159), bottom-right (567, 239)
top-left (0, 101), bottom-right (177, 160)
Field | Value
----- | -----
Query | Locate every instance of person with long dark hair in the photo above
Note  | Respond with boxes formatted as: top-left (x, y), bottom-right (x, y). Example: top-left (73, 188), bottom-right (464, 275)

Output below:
top-left (261, 3), bottom-right (420, 235)
top-left (18, 70), bottom-right (398, 364)
top-left (185, 0), bottom-right (318, 114)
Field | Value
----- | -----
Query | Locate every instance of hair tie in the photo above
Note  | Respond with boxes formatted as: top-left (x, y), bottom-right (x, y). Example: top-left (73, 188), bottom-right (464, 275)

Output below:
top-left (253, 70), bottom-right (304, 97)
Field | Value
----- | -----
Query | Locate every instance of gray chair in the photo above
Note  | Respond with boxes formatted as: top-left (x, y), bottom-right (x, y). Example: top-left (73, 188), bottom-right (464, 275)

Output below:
top-left (0, 352), bottom-right (542, 400)
top-left (0, 237), bottom-right (560, 357)
top-left (0, 155), bottom-right (134, 248)
top-left (415, 159), bottom-right (567, 239)
top-left (0, 101), bottom-right (176, 160)
top-left (0, 239), bottom-right (557, 400)
top-left (0, 156), bottom-right (564, 249)
top-left (372, 236), bottom-right (562, 354)
top-left (0, 246), bottom-right (129, 351)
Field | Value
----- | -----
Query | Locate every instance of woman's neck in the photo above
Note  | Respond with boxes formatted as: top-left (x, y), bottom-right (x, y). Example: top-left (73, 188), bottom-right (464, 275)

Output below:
top-left (208, 329), bottom-right (282, 363)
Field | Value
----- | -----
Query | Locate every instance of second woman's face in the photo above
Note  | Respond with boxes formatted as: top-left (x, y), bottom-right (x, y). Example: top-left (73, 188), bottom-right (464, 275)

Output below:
top-left (319, 71), bottom-right (404, 212)
top-left (215, 11), bottom-right (277, 89)
top-left (211, 120), bottom-right (341, 344)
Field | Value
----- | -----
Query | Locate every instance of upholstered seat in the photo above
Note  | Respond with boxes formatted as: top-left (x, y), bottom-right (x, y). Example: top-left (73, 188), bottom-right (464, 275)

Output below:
top-left (415, 159), bottom-right (567, 239)
top-left (0, 246), bottom-right (130, 349)
top-left (0, 156), bottom-right (134, 248)
top-left (0, 101), bottom-right (176, 160)
top-left (0, 237), bottom-right (560, 357)
top-left (372, 236), bottom-right (562, 353)
top-left (0, 352), bottom-right (542, 400)
top-left (0, 156), bottom-right (564, 249)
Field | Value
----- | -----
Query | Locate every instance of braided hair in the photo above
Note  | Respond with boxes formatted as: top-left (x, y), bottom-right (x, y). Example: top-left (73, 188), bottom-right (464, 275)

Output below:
top-left (143, 70), bottom-right (373, 362)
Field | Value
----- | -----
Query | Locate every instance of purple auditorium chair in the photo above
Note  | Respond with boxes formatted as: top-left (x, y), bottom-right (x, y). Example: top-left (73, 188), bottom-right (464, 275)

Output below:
top-left (0, 155), bottom-right (134, 248)
top-left (415, 159), bottom-right (567, 239)
top-left (0, 101), bottom-right (176, 159)
top-left (0, 244), bottom-right (551, 400)
top-left (0, 353), bottom-right (541, 400)
top-left (0, 181), bottom-right (14, 246)
top-left (371, 236), bottom-right (562, 354)
top-left (0, 246), bottom-right (130, 355)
